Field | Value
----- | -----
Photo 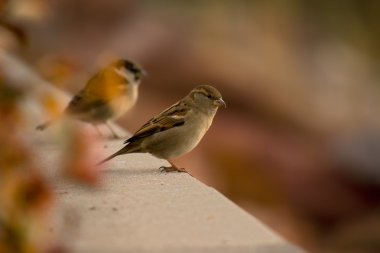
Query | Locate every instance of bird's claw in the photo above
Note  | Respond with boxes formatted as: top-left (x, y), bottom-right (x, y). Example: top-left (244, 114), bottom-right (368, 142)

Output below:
top-left (108, 134), bottom-right (121, 140)
top-left (159, 166), bottom-right (186, 173)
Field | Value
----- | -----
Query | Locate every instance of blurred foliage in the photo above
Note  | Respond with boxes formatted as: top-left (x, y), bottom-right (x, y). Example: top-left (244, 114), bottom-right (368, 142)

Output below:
top-left (0, 2), bottom-right (103, 252)
top-left (0, 79), bottom-right (53, 253)
top-left (62, 127), bottom-right (103, 186)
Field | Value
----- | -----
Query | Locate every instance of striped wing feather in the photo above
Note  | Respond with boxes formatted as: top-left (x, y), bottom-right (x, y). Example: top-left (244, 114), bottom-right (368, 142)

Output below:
top-left (125, 101), bottom-right (189, 143)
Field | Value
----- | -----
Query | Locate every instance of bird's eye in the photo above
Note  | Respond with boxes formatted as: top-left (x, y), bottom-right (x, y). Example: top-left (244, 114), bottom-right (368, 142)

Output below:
top-left (126, 63), bottom-right (133, 70)
top-left (206, 94), bottom-right (212, 99)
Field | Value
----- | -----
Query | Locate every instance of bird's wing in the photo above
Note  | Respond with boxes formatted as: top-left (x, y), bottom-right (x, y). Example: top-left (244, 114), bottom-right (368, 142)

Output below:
top-left (125, 101), bottom-right (189, 143)
top-left (65, 89), bottom-right (110, 116)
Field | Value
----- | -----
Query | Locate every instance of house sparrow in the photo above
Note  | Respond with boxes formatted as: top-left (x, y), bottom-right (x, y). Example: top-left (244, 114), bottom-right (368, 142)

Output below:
top-left (98, 85), bottom-right (226, 172)
top-left (36, 59), bottom-right (145, 138)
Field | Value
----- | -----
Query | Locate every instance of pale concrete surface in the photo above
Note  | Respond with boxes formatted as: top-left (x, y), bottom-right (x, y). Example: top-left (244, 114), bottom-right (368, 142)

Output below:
top-left (36, 140), bottom-right (306, 253)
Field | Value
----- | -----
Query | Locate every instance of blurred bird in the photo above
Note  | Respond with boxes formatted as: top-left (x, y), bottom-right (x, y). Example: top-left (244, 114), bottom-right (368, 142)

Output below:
top-left (98, 85), bottom-right (226, 172)
top-left (36, 59), bottom-right (145, 138)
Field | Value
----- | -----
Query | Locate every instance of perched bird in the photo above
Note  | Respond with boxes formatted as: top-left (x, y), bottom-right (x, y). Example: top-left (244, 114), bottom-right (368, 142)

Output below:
top-left (98, 85), bottom-right (226, 172)
top-left (36, 59), bottom-right (145, 138)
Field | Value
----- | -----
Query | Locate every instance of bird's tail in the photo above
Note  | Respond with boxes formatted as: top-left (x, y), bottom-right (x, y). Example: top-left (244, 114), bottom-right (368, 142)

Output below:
top-left (97, 145), bottom-right (133, 166)
top-left (36, 120), bottom-right (53, 131)
top-left (36, 113), bottom-right (66, 131)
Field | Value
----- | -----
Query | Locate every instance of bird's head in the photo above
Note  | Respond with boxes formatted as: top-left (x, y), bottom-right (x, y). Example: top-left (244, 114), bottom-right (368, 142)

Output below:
top-left (113, 59), bottom-right (146, 83)
top-left (190, 85), bottom-right (226, 111)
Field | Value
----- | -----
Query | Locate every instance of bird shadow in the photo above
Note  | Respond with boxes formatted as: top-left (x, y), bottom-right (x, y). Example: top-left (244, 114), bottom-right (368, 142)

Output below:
top-left (102, 167), bottom-right (162, 176)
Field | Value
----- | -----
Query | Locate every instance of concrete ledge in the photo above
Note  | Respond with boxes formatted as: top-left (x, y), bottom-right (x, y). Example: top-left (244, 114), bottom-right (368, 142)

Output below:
top-left (3, 52), bottom-right (304, 253)
top-left (37, 140), bottom-right (305, 253)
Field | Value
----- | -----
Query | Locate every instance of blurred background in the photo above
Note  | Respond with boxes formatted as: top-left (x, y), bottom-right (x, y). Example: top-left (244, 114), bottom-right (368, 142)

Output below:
top-left (1, 0), bottom-right (380, 252)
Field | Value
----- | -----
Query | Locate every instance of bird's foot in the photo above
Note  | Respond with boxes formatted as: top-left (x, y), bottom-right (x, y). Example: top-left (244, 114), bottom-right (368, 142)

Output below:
top-left (36, 122), bottom-right (50, 131)
top-left (36, 124), bottom-right (44, 131)
top-left (108, 133), bottom-right (121, 140)
top-left (105, 122), bottom-right (122, 140)
top-left (159, 166), bottom-right (187, 173)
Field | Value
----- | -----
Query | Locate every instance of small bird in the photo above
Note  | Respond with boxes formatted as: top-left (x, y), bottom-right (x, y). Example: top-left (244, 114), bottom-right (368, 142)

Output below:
top-left (36, 59), bottom-right (145, 138)
top-left (98, 85), bottom-right (226, 172)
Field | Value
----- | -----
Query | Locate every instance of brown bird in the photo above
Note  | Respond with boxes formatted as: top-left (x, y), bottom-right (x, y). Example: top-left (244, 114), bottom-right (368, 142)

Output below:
top-left (36, 59), bottom-right (145, 138)
top-left (98, 85), bottom-right (225, 172)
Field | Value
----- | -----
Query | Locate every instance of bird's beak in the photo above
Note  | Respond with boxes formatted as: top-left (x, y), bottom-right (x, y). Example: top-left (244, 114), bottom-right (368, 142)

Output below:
top-left (215, 98), bottom-right (226, 108)
top-left (141, 69), bottom-right (148, 76)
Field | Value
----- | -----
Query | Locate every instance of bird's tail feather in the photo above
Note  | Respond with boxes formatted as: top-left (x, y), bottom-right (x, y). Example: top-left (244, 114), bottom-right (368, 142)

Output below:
top-left (36, 120), bottom-right (53, 131)
top-left (97, 146), bottom-right (131, 166)
top-left (36, 114), bottom-right (63, 130)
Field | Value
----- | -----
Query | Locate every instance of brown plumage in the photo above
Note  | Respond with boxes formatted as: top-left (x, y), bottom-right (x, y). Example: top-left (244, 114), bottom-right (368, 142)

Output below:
top-left (98, 85), bottom-right (225, 172)
top-left (36, 59), bottom-right (145, 138)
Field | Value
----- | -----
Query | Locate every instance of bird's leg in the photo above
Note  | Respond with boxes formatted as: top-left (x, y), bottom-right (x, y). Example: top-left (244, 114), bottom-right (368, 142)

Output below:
top-left (105, 122), bottom-right (120, 139)
top-left (93, 124), bottom-right (104, 138)
top-left (159, 161), bottom-right (187, 173)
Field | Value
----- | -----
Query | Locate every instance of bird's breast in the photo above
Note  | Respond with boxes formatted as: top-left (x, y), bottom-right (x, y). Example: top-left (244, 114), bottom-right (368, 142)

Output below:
top-left (109, 84), bottom-right (138, 119)
top-left (144, 112), bottom-right (212, 159)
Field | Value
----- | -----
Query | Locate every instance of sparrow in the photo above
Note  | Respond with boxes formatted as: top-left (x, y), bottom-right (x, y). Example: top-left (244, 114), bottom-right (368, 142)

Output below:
top-left (98, 85), bottom-right (226, 172)
top-left (36, 59), bottom-right (145, 138)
